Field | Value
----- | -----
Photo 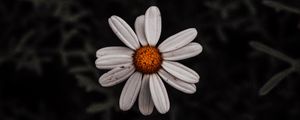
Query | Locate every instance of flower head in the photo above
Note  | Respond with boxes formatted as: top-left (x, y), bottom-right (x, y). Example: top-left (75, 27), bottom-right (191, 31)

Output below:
top-left (95, 6), bottom-right (202, 115)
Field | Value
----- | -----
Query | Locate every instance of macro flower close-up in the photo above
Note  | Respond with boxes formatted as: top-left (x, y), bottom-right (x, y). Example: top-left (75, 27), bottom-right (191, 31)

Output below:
top-left (3, 0), bottom-right (300, 119)
top-left (95, 6), bottom-right (202, 115)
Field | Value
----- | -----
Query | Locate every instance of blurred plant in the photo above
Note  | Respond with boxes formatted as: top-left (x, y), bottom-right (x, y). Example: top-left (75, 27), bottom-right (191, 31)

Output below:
top-left (0, 0), bottom-right (115, 117)
top-left (249, 41), bottom-right (299, 96)
top-left (248, 0), bottom-right (300, 96)
top-left (204, 0), bottom-right (241, 19)
top-left (263, 0), bottom-right (300, 15)
top-left (203, 0), bottom-right (246, 43)
top-left (1, 0), bottom-right (298, 119)
top-left (0, 30), bottom-right (50, 75)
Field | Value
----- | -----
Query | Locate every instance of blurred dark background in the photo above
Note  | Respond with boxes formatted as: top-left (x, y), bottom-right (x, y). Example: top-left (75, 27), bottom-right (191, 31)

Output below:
top-left (1, 0), bottom-right (300, 120)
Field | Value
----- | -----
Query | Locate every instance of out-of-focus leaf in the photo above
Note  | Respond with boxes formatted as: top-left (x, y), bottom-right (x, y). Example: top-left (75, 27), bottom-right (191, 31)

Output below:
top-left (216, 25), bottom-right (227, 43)
top-left (204, 0), bottom-right (239, 19)
top-left (294, 59), bottom-right (300, 74)
top-left (263, 0), bottom-right (300, 15)
top-left (76, 75), bottom-right (98, 92)
top-left (66, 50), bottom-right (86, 57)
top-left (250, 41), bottom-right (298, 96)
top-left (259, 67), bottom-right (294, 96)
top-left (32, 56), bottom-right (43, 76)
top-left (249, 41), bottom-right (295, 64)
top-left (59, 50), bottom-right (87, 66)
top-left (69, 66), bottom-right (90, 73)
top-left (59, 51), bottom-right (68, 66)
top-left (84, 42), bottom-right (96, 54)
top-left (61, 29), bottom-right (78, 47)
top-left (86, 101), bottom-right (113, 113)
top-left (65, 11), bottom-right (89, 22)
top-left (15, 50), bottom-right (44, 75)
top-left (15, 30), bottom-right (35, 53)
top-left (244, 0), bottom-right (256, 15)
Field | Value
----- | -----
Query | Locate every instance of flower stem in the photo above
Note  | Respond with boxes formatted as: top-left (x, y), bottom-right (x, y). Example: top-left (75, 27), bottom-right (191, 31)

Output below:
top-left (249, 41), bottom-right (296, 64)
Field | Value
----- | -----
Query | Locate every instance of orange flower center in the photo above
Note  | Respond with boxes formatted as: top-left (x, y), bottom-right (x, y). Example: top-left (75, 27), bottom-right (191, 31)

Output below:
top-left (133, 46), bottom-right (162, 74)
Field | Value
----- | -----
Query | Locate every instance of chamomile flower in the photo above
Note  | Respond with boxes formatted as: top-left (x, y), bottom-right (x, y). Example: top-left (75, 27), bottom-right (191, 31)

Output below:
top-left (95, 6), bottom-right (202, 115)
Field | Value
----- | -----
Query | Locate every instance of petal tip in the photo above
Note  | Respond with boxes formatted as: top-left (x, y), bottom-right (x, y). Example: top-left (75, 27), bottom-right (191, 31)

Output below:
top-left (191, 74), bottom-right (200, 83)
top-left (119, 105), bottom-right (130, 111)
top-left (140, 110), bottom-right (152, 116)
top-left (194, 75), bottom-right (200, 83)
top-left (110, 15), bottom-right (118, 19)
top-left (141, 113), bottom-right (150, 116)
top-left (136, 15), bottom-right (145, 20)
top-left (189, 28), bottom-right (198, 36)
top-left (198, 44), bottom-right (203, 54)
top-left (188, 84), bottom-right (197, 94)
top-left (148, 6), bottom-right (160, 12)
top-left (98, 75), bottom-right (111, 87)
top-left (108, 15), bottom-right (117, 22)
top-left (158, 107), bottom-right (170, 114)
top-left (98, 76), bottom-right (106, 87)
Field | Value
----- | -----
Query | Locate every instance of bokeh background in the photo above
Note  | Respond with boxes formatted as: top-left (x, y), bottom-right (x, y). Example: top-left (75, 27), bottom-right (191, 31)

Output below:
top-left (1, 0), bottom-right (300, 120)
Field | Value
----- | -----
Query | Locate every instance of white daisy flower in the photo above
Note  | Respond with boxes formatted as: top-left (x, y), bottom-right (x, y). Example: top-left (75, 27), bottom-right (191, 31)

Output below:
top-left (95, 6), bottom-right (202, 115)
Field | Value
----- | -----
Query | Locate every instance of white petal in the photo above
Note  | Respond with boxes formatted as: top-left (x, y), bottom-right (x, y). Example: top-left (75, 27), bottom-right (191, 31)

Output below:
top-left (95, 47), bottom-right (134, 69)
top-left (162, 42), bottom-right (202, 61)
top-left (158, 28), bottom-right (197, 53)
top-left (108, 15), bottom-right (140, 50)
top-left (95, 56), bottom-right (132, 69)
top-left (138, 74), bottom-right (154, 115)
top-left (96, 46), bottom-right (134, 58)
top-left (162, 61), bottom-right (199, 83)
top-left (119, 72), bottom-right (142, 111)
top-left (99, 65), bottom-right (135, 87)
top-left (145, 6), bottom-right (161, 46)
top-left (135, 15), bottom-right (148, 46)
top-left (149, 73), bottom-right (170, 114)
top-left (158, 69), bottom-right (196, 94)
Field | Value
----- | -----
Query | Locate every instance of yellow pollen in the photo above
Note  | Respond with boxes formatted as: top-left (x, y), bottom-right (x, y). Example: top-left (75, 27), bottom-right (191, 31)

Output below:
top-left (133, 46), bottom-right (162, 74)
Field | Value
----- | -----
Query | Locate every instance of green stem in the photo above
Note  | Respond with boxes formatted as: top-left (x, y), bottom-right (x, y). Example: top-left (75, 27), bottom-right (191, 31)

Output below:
top-left (249, 41), bottom-right (296, 64)
top-left (263, 0), bottom-right (300, 15)
top-left (259, 67), bottom-right (294, 96)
